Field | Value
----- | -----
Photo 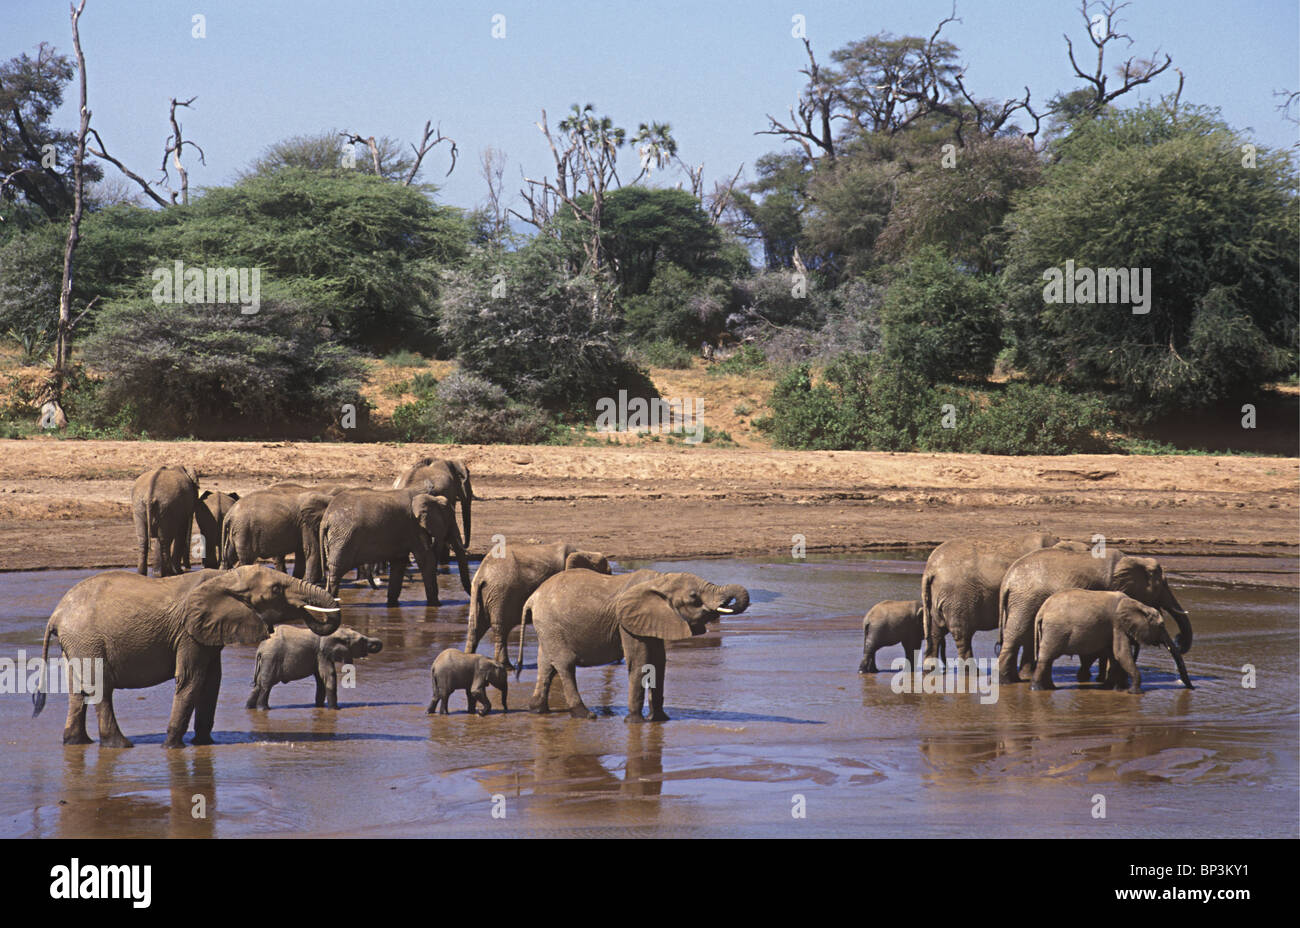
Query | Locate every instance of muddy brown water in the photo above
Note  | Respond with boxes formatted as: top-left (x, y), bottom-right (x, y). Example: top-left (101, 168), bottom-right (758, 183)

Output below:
top-left (1, 555), bottom-right (1295, 838)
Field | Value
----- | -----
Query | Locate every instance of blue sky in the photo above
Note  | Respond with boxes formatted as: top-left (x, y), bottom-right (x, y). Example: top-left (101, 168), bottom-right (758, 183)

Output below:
top-left (8, 0), bottom-right (1298, 213)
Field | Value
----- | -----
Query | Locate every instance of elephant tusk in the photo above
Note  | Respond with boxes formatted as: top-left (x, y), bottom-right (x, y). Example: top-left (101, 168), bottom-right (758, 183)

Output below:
top-left (304, 605), bottom-right (341, 614)
top-left (715, 607), bottom-right (735, 614)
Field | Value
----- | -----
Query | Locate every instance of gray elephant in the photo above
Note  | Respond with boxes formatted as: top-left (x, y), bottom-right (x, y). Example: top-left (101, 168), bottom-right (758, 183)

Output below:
top-left (32, 566), bottom-right (341, 748)
top-left (320, 487), bottom-right (471, 606)
top-left (196, 489), bottom-right (240, 569)
top-left (246, 624), bottom-right (383, 709)
top-left (393, 457), bottom-right (474, 556)
top-left (858, 599), bottom-right (924, 673)
top-left (132, 466), bottom-right (205, 576)
top-left (920, 532), bottom-right (1066, 663)
top-left (427, 649), bottom-right (508, 716)
top-left (519, 569), bottom-right (750, 721)
top-left (997, 548), bottom-right (1192, 684)
top-left (220, 485), bottom-right (342, 582)
top-left (466, 542), bottom-right (610, 669)
top-left (1032, 589), bottom-right (1194, 693)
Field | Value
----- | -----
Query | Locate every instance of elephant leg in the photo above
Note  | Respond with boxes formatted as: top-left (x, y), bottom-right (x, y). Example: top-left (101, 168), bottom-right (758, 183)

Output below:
top-left (95, 687), bottom-right (134, 749)
top-left (414, 547), bottom-right (440, 606)
top-left (245, 684), bottom-right (263, 710)
top-left (181, 514), bottom-right (194, 570)
top-left (164, 670), bottom-right (204, 749)
top-left (645, 640), bottom-right (668, 722)
top-left (192, 654), bottom-right (221, 745)
top-left (388, 556), bottom-right (408, 606)
top-left (135, 514), bottom-right (150, 576)
top-left (1077, 655), bottom-right (1095, 683)
top-left (274, 556), bottom-right (286, 573)
top-left (622, 633), bottom-right (649, 721)
top-left (998, 607), bottom-right (1030, 684)
top-left (62, 690), bottom-right (93, 745)
top-left (291, 546), bottom-right (305, 579)
top-left (155, 529), bottom-right (170, 577)
top-left (492, 625), bottom-right (514, 671)
top-left (1113, 646), bottom-right (1142, 693)
top-left (1030, 656), bottom-right (1056, 691)
top-left (528, 650), bottom-right (555, 713)
top-left (858, 642), bottom-right (879, 674)
top-left (555, 658), bottom-right (595, 719)
top-left (323, 664), bottom-right (339, 710)
top-left (313, 672), bottom-right (326, 708)
top-left (953, 629), bottom-right (975, 662)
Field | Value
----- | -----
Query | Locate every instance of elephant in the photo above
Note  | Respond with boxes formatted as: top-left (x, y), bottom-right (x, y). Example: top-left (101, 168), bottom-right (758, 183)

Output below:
top-left (1031, 589), bottom-right (1194, 693)
top-left (32, 566), bottom-right (341, 748)
top-left (920, 532), bottom-right (1065, 663)
top-left (393, 457), bottom-right (474, 557)
top-left (131, 466), bottom-right (204, 577)
top-left (220, 486), bottom-right (342, 582)
top-left (320, 487), bottom-right (472, 606)
top-left (246, 624), bottom-right (383, 709)
top-left (858, 599), bottom-right (924, 673)
top-left (196, 490), bottom-right (240, 569)
top-left (465, 542), bottom-right (611, 669)
top-left (997, 548), bottom-right (1192, 684)
top-left (518, 569), bottom-right (750, 721)
top-left (427, 649), bottom-right (508, 716)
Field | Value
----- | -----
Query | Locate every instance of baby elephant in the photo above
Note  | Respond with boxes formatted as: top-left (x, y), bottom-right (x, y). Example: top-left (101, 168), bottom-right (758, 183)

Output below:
top-left (247, 625), bottom-right (383, 709)
top-left (428, 649), bottom-right (508, 716)
top-left (858, 599), bottom-right (924, 673)
top-left (1032, 589), bottom-right (1193, 694)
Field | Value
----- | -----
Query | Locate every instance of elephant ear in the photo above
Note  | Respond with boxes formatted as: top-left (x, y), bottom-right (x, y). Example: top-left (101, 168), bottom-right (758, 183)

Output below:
top-left (181, 573), bottom-right (268, 647)
top-left (182, 466), bottom-right (200, 486)
top-left (1114, 598), bottom-right (1147, 644)
top-left (412, 494), bottom-right (450, 530)
top-left (200, 490), bottom-right (213, 501)
top-left (325, 640), bottom-right (351, 664)
top-left (227, 491), bottom-right (240, 502)
top-left (566, 551), bottom-right (610, 574)
top-left (614, 579), bottom-right (694, 641)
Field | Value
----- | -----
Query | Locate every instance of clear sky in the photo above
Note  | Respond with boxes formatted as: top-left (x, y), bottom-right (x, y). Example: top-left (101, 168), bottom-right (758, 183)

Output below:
top-left (7, 0), bottom-right (1298, 213)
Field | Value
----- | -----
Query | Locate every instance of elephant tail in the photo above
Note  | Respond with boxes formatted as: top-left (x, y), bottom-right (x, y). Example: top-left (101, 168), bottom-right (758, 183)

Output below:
top-left (515, 603), bottom-right (530, 681)
top-left (921, 571), bottom-right (935, 648)
top-left (32, 620), bottom-right (55, 717)
top-left (996, 581), bottom-right (1012, 653)
top-left (465, 574), bottom-right (485, 652)
top-left (251, 647), bottom-right (263, 686)
top-left (1033, 609), bottom-right (1042, 665)
top-left (861, 620), bottom-right (870, 658)
top-left (220, 508), bottom-right (236, 569)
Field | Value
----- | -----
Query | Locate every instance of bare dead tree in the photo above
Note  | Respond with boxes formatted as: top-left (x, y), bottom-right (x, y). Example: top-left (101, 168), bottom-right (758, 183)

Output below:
top-left (1063, 0), bottom-right (1172, 112)
top-left (404, 120), bottom-right (457, 184)
top-left (479, 146), bottom-right (509, 246)
top-left (705, 164), bottom-right (744, 226)
top-left (160, 95), bottom-right (205, 205)
top-left (46, 0), bottom-right (90, 427)
top-left (757, 38), bottom-right (838, 163)
top-left (86, 127), bottom-right (169, 207)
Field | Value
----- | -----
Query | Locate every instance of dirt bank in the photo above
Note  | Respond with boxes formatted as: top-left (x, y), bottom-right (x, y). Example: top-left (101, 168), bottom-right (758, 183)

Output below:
top-left (0, 439), bottom-right (1295, 582)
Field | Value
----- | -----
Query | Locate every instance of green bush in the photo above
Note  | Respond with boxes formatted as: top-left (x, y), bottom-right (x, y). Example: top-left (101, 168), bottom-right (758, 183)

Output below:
top-left (709, 344), bottom-right (769, 376)
top-left (879, 247), bottom-right (1004, 383)
top-left (80, 299), bottom-right (367, 437)
top-left (392, 371), bottom-right (554, 444)
top-left (383, 349), bottom-right (429, 367)
top-left (631, 339), bottom-right (696, 369)
top-left (764, 354), bottom-right (1113, 454)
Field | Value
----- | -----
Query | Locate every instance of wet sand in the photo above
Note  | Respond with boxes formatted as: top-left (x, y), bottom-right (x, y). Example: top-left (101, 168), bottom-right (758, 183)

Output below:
top-left (2, 556), bottom-right (1295, 838)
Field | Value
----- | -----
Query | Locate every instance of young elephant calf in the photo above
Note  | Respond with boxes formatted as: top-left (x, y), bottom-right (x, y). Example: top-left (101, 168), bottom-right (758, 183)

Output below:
top-left (858, 599), bottom-right (924, 673)
top-left (247, 625), bottom-right (383, 709)
top-left (1032, 589), bottom-right (1193, 694)
top-left (428, 649), bottom-right (508, 716)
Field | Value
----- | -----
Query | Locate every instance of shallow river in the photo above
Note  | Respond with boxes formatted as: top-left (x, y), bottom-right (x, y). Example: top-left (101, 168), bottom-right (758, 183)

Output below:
top-left (1, 555), bottom-right (1295, 838)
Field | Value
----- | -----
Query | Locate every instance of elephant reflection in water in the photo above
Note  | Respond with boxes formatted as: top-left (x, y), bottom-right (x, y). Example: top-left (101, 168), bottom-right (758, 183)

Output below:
top-left (56, 748), bottom-right (215, 838)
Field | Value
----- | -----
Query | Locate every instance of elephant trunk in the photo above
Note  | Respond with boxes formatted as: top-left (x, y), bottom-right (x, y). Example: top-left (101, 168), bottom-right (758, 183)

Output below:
top-left (1160, 630), bottom-right (1194, 689)
top-left (289, 577), bottom-right (342, 636)
top-left (705, 583), bottom-right (750, 616)
top-left (367, 638), bottom-right (384, 654)
top-left (1162, 588), bottom-right (1191, 653)
top-left (460, 473), bottom-right (472, 549)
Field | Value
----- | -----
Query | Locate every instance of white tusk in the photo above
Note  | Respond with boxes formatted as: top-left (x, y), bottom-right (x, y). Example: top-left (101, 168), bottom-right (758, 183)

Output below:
top-left (715, 607), bottom-right (735, 614)
top-left (304, 605), bottom-right (341, 614)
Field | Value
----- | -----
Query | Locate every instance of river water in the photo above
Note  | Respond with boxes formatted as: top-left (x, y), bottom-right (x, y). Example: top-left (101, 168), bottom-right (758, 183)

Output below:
top-left (1, 555), bottom-right (1295, 838)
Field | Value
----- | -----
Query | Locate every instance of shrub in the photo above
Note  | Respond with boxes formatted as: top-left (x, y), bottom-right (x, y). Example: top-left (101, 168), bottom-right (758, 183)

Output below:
top-left (960, 383), bottom-right (1113, 455)
top-left (709, 344), bottom-right (769, 376)
top-left (80, 299), bottom-right (367, 437)
top-left (391, 371), bottom-right (554, 444)
top-left (383, 349), bottom-right (428, 367)
top-left (879, 247), bottom-right (1003, 383)
top-left (631, 339), bottom-right (696, 369)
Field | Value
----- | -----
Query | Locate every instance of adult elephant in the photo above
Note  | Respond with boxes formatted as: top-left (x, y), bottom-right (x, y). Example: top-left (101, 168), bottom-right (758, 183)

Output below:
top-left (320, 487), bottom-right (471, 606)
top-left (997, 548), bottom-right (1191, 684)
top-left (921, 532), bottom-right (1067, 662)
top-left (393, 457), bottom-right (474, 553)
top-left (518, 569), bottom-right (749, 721)
top-left (32, 566), bottom-right (341, 748)
top-left (131, 466), bottom-right (203, 577)
top-left (465, 542), bottom-right (610, 669)
top-left (196, 490), bottom-right (240, 569)
top-left (221, 486), bottom-right (342, 582)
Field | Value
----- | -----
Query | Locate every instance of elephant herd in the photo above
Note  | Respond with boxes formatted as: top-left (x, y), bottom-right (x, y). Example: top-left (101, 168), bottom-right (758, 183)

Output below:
top-left (859, 532), bottom-right (1195, 694)
top-left (32, 457), bottom-right (752, 747)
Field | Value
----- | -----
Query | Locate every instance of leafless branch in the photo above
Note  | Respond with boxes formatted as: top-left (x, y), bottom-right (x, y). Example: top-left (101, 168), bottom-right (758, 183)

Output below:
top-left (160, 96), bottom-right (204, 205)
top-left (404, 120), bottom-right (457, 184)
top-left (87, 127), bottom-right (170, 208)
